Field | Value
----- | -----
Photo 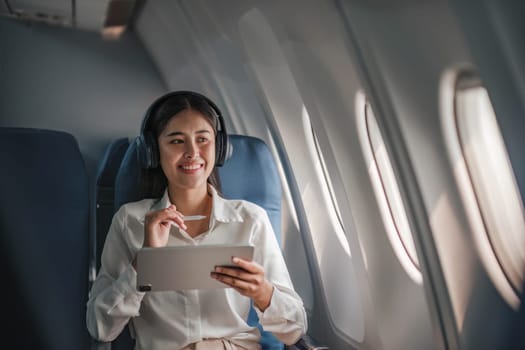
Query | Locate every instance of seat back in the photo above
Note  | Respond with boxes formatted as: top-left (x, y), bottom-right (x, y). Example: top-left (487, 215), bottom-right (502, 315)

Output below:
top-left (109, 134), bottom-right (283, 349)
top-left (95, 137), bottom-right (130, 272)
top-left (0, 127), bottom-right (90, 350)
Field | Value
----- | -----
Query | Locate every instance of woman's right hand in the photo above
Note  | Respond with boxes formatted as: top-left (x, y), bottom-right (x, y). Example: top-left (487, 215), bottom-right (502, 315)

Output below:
top-left (143, 205), bottom-right (187, 247)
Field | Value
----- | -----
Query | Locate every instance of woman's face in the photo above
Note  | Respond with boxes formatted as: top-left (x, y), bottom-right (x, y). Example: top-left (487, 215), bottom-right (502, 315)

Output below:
top-left (157, 109), bottom-right (216, 192)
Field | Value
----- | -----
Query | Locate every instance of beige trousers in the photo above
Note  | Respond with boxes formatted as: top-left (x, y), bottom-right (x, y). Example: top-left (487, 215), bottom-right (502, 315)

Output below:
top-left (180, 339), bottom-right (246, 350)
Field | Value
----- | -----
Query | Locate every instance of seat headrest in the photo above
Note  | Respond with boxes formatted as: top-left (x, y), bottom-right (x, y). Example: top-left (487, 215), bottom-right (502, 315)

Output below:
top-left (114, 139), bottom-right (142, 211)
top-left (95, 137), bottom-right (130, 187)
top-left (218, 135), bottom-right (282, 242)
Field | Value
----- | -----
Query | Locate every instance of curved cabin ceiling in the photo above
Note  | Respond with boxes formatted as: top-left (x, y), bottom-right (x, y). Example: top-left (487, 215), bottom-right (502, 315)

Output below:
top-left (0, 0), bottom-right (138, 38)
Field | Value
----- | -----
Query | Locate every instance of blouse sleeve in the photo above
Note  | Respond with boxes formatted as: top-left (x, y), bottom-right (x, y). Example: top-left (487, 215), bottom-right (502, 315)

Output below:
top-left (86, 205), bottom-right (145, 342)
top-left (251, 208), bottom-right (308, 345)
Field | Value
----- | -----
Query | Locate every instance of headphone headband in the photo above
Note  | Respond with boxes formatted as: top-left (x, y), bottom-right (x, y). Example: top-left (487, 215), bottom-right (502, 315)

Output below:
top-left (140, 91), bottom-right (224, 134)
top-left (137, 90), bottom-right (231, 169)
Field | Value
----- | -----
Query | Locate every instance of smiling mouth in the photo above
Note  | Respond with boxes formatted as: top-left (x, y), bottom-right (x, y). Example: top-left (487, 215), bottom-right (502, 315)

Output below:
top-left (179, 163), bottom-right (204, 171)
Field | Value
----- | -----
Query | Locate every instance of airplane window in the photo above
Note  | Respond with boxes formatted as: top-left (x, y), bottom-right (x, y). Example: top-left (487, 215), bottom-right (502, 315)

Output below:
top-left (357, 92), bottom-right (422, 284)
top-left (304, 108), bottom-right (350, 255)
top-left (454, 78), bottom-right (525, 302)
top-left (299, 106), bottom-right (364, 341)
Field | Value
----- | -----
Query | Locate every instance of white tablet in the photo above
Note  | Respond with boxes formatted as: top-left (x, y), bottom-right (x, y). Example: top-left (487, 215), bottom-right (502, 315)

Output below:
top-left (136, 244), bottom-right (254, 292)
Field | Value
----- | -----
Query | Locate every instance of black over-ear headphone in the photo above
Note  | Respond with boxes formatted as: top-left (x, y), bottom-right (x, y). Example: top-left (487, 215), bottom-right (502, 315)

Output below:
top-left (136, 90), bottom-right (231, 169)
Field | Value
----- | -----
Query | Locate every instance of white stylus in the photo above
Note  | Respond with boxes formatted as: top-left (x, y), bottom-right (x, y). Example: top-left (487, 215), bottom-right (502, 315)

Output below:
top-left (139, 215), bottom-right (206, 224)
top-left (183, 215), bottom-right (207, 221)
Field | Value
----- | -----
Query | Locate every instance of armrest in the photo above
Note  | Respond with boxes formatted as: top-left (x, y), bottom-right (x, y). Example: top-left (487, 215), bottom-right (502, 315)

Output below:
top-left (287, 335), bottom-right (329, 350)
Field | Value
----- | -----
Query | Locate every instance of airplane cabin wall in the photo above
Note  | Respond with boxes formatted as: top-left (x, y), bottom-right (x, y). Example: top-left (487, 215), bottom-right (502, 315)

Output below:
top-left (0, 18), bottom-right (165, 178)
top-left (272, 3), bottom-right (438, 350)
top-left (339, 0), bottom-right (525, 349)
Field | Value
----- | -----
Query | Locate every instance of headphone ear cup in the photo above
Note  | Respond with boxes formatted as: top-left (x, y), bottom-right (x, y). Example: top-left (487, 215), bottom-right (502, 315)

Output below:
top-left (137, 131), bottom-right (159, 169)
top-left (215, 131), bottom-right (231, 167)
top-left (223, 134), bottom-right (233, 163)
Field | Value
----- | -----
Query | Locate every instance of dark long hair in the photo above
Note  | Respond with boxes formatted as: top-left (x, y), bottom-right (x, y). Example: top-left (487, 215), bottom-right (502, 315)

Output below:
top-left (140, 92), bottom-right (222, 198)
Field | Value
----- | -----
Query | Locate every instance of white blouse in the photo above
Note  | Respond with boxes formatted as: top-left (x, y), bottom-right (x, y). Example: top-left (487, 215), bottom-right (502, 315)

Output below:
top-left (86, 187), bottom-right (307, 350)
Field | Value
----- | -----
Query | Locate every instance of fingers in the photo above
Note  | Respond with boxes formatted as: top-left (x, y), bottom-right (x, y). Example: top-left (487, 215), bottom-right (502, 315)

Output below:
top-left (145, 205), bottom-right (187, 230)
top-left (211, 258), bottom-right (262, 282)
top-left (211, 268), bottom-right (259, 298)
top-left (231, 257), bottom-right (260, 274)
top-left (211, 258), bottom-right (264, 292)
top-left (210, 260), bottom-right (274, 311)
top-left (143, 205), bottom-right (187, 247)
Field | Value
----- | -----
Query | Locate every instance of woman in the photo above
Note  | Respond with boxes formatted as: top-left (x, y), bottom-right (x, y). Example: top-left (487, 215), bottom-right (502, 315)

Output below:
top-left (86, 91), bottom-right (307, 349)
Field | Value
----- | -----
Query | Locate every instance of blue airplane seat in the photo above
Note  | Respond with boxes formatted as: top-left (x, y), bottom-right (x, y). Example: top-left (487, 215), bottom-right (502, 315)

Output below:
top-left (109, 134), bottom-right (284, 349)
top-left (94, 137), bottom-right (130, 272)
top-left (0, 127), bottom-right (90, 350)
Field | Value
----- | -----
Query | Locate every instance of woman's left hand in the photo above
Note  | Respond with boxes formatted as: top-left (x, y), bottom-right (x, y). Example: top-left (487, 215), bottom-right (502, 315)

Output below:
top-left (211, 257), bottom-right (274, 311)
